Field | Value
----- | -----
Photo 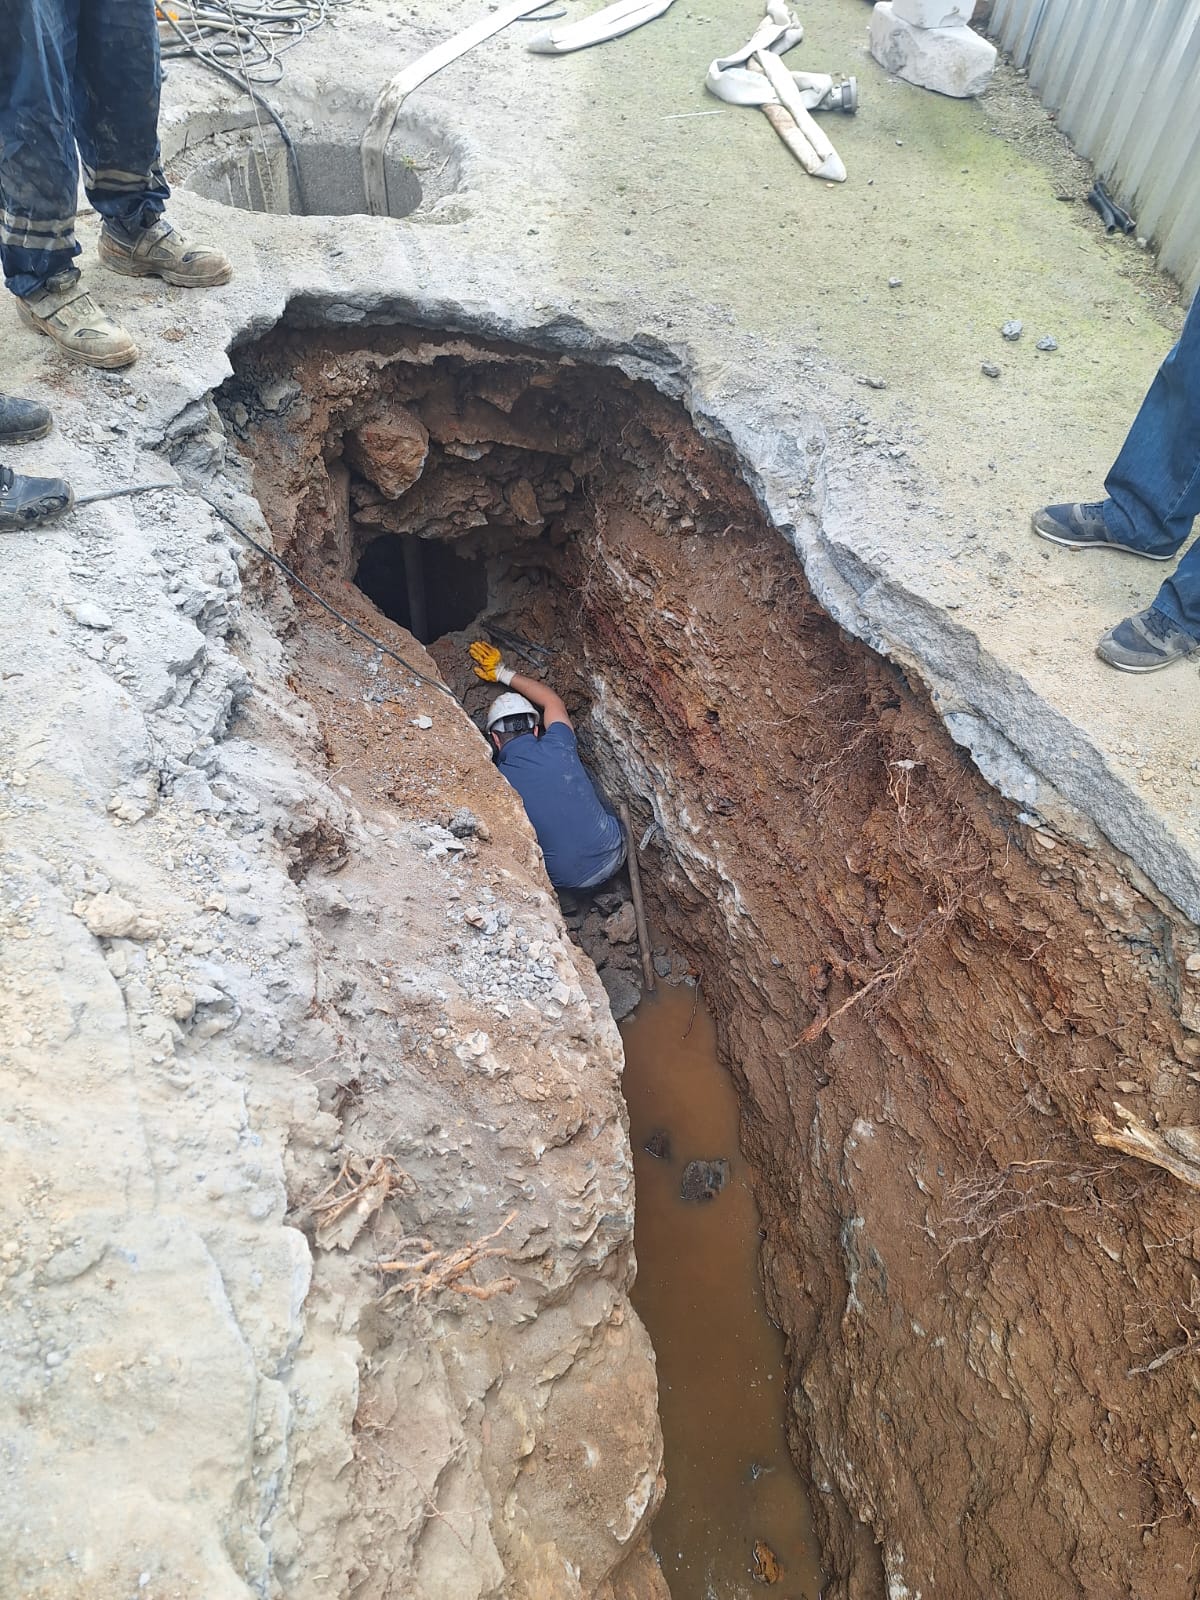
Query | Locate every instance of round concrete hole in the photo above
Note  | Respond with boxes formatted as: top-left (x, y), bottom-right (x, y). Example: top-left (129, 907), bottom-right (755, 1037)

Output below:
top-left (175, 114), bottom-right (460, 220)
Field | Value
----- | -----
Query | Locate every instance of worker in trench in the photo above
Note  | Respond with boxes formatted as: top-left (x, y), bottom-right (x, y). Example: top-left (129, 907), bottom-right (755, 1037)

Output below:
top-left (0, 0), bottom-right (232, 374)
top-left (469, 641), bottom-right (629, 892)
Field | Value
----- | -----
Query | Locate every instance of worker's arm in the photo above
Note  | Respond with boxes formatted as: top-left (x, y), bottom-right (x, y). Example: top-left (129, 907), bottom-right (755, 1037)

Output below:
top-left (469, 641), bottom-right (572, 730)
top-left (506, 671), bottom-right (572, 731)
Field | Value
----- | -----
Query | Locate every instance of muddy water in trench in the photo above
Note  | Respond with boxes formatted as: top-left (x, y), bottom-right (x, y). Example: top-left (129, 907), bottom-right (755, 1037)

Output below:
top-left (621, 984), bottom-right (823, 1600)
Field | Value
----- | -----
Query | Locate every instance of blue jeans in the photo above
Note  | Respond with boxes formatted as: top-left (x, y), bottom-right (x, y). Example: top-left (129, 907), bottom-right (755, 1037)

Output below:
top-left (1102, 292), bottom-right (1200, 637)
top-left (0, 0), bottom-right (169, 298)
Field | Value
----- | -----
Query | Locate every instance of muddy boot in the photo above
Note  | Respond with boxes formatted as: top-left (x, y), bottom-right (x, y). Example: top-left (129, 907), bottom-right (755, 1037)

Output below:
top-left (98, 217), bottom-right (232, 288)
top-left (18, 277), bottom-right (139, 370)
top-left (0, 394), bottom-right (52, 446)
top-left (0, 464), bottom-right (74, 530)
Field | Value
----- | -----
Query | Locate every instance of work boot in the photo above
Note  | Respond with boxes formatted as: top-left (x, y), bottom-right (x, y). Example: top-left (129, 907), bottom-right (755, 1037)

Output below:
top-left (1032, 501), bottom-right (1172, 559)
top-left (0, 463), bottom-right (74, 530)
top-left (18, 276), bottom-right (139, 370)
top-left (98, 217), bottom-right (232, 288)
top-left (0, 393), bottom-right (52, 446)
top-left (1096, 606), bottom-right (1200, 673)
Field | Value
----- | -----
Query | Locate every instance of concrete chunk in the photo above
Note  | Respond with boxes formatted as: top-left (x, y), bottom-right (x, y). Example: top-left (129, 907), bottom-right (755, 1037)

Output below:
top-left (869, 2), bottom-right (997, 97)
top-left (893, 0), bottom-right (972, 26)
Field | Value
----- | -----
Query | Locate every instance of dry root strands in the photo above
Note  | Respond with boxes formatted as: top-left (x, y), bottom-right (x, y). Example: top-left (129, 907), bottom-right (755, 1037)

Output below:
top-left (377, 1210), bottom-right (520, 1304)
top-left (296, 1154), bottom-right (417, 1252)
top-left (934, 1153), bottom-right (1131, 1263)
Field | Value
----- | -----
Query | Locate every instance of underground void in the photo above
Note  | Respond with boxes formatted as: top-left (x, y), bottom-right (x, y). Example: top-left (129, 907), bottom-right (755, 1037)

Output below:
top-left (218, 326), bottom-right (1192, 1597)
top-left (219, 327), bottom-right (834, 1579)
top-left (355, 534), bottom-right (488, 643)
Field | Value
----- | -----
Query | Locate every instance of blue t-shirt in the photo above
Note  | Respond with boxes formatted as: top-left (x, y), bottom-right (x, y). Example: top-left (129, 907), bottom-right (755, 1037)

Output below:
top-left (497, 723), bottom-right (624, 890)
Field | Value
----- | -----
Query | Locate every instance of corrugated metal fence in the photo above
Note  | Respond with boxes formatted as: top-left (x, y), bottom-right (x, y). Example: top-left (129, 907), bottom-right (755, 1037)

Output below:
top-left (989, 0), bottom-right (1200, 295)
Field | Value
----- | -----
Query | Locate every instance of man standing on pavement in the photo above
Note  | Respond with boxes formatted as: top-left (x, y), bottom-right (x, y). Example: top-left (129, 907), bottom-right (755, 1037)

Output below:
top-left (1, 0), bottom-right (232, 371)
top-left (1032, 292), bottom-right (1200, 672)
top-left (469, 640), bottom-right (628, 892)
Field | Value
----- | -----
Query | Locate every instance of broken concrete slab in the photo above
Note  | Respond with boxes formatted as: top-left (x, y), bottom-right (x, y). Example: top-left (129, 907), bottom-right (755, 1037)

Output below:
top-left (870, 1), bottom-right (998, 95)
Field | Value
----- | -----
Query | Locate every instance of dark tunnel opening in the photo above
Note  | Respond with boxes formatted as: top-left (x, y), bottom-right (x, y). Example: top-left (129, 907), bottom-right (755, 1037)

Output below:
top-left (353, 533), bottom-right (490, 643)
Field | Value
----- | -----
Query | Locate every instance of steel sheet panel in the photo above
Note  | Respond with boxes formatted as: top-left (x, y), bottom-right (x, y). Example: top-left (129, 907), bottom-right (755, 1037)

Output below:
top-left (990, 0), bottom-right (1200, 294)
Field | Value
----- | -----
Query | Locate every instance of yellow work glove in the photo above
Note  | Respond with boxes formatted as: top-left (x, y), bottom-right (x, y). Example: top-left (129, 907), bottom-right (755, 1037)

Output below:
top-left (469, 640), bottom-right (515, 685)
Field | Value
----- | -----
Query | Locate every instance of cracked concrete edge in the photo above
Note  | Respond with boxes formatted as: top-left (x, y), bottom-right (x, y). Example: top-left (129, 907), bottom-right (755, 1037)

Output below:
top-left (642, 366), bottom-right (1200, 927)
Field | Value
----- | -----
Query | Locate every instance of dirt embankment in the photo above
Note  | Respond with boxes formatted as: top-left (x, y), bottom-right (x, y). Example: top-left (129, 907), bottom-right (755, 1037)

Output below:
top-left (230, 325), bottom-right (1200, 1600)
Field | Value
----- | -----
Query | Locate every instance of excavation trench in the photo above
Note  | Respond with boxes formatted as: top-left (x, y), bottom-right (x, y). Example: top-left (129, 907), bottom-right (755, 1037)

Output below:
top-left (220, 324), bottom-right (1200, 1599)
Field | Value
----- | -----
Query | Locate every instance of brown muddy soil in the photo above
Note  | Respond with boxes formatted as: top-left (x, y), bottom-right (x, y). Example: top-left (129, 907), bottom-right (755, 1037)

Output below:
top-left (225, 324), bottom-right (1200, 1600)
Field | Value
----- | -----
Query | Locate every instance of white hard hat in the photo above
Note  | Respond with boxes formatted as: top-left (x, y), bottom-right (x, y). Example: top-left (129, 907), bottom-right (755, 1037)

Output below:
top-left (486, 691), bottom-right (539, 732)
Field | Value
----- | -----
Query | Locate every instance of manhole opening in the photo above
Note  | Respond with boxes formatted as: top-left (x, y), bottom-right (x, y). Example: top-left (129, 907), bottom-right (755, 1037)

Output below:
top-left (172, 113), bottom-right (460, 219)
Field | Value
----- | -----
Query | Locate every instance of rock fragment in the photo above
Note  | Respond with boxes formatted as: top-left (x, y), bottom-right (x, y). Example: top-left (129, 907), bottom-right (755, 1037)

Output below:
top-left (74, 891), bottom-right (160, 941)
top-left (1001, 320), bottom-right (1023, 340)
top-left (680, 1158), bottom-right (730, 1202)
top-left (604, 903), bottom-right (638, 944)
top-left (65, 600), bottom-right (113, 631)
top-left (601, 967), bottom-right (641, 1021)
top-left (981, 361), bottom-right (1001, 378)
top-left (343, 408), bottom-right (429, 497)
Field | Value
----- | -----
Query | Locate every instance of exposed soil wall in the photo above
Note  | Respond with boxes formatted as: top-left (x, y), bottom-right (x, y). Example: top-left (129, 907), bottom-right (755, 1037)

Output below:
top-left (225, 325), bottom-right (1200, 1600)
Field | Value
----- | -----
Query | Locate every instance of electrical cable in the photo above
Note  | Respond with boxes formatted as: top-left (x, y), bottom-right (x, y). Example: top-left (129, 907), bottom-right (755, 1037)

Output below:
top-left (161, 8), bottom-right (306, 206)
top-left (158, 0), bottom-right (343, 83)
top-left (197, 492), bottom-right (459, 700)
top-left (73, 481), bottom-right (179, 506)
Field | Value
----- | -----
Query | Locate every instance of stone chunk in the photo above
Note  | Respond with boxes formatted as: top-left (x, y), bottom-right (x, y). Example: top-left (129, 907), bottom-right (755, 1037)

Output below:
top-left (507, 477), bottom-right (542, 526)
top-left (343, 407), bottom-right (429, 498)
top-left (65, 600), bottom-right (113, 631)
top-left (75, 891), bottom-right (160, 941)
top-left (893, 0), bottom-right (972, 25)
top-left (869, 3), bottom-right (997, 97)
top-left (680, 1158), bottom-right (729, 1203)
top-left (604, 903), bottom-right (638, 944)
top-left (601, 967), bottom-right (641, 1021)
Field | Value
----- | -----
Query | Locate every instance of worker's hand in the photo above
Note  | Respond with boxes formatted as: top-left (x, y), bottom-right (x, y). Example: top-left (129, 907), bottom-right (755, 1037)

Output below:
top-left (469, 640), bottom-right (514, 685)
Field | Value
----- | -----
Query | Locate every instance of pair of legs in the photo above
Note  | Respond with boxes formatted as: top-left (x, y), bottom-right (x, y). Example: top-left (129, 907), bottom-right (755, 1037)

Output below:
top-left (0, 0), bottom-right (167, 296)
top-left (1034, 292), bottom-right (1200, 671)
top-left (0, 0), bottom-right (229, 370)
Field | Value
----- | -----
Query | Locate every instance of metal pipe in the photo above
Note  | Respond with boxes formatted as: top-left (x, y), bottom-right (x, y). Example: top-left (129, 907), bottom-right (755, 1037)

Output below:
top-left (403, 536), bottom-right (428, 642)
top-left (619, 802), bottom-right (656, 995)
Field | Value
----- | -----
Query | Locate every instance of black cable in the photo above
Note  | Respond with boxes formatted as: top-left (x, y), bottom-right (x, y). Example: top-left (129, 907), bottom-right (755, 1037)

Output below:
top-left (199, 493), bottom-right (459, 699)
top-left (162, 9), bottom-right (306, 210)
top-left (73, 480), bottom-right (178, 506)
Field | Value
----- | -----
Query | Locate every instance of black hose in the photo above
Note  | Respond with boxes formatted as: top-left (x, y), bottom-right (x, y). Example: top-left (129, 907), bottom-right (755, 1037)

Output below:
top-left (198, 493), bottom-right (459, 700)
top-left (1086, 183), bottom-right (1120, 234)
top-left (1095, 178), bottom-right (1136, 234)
top-left (1087, 180), bottom-right (1136, 236)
